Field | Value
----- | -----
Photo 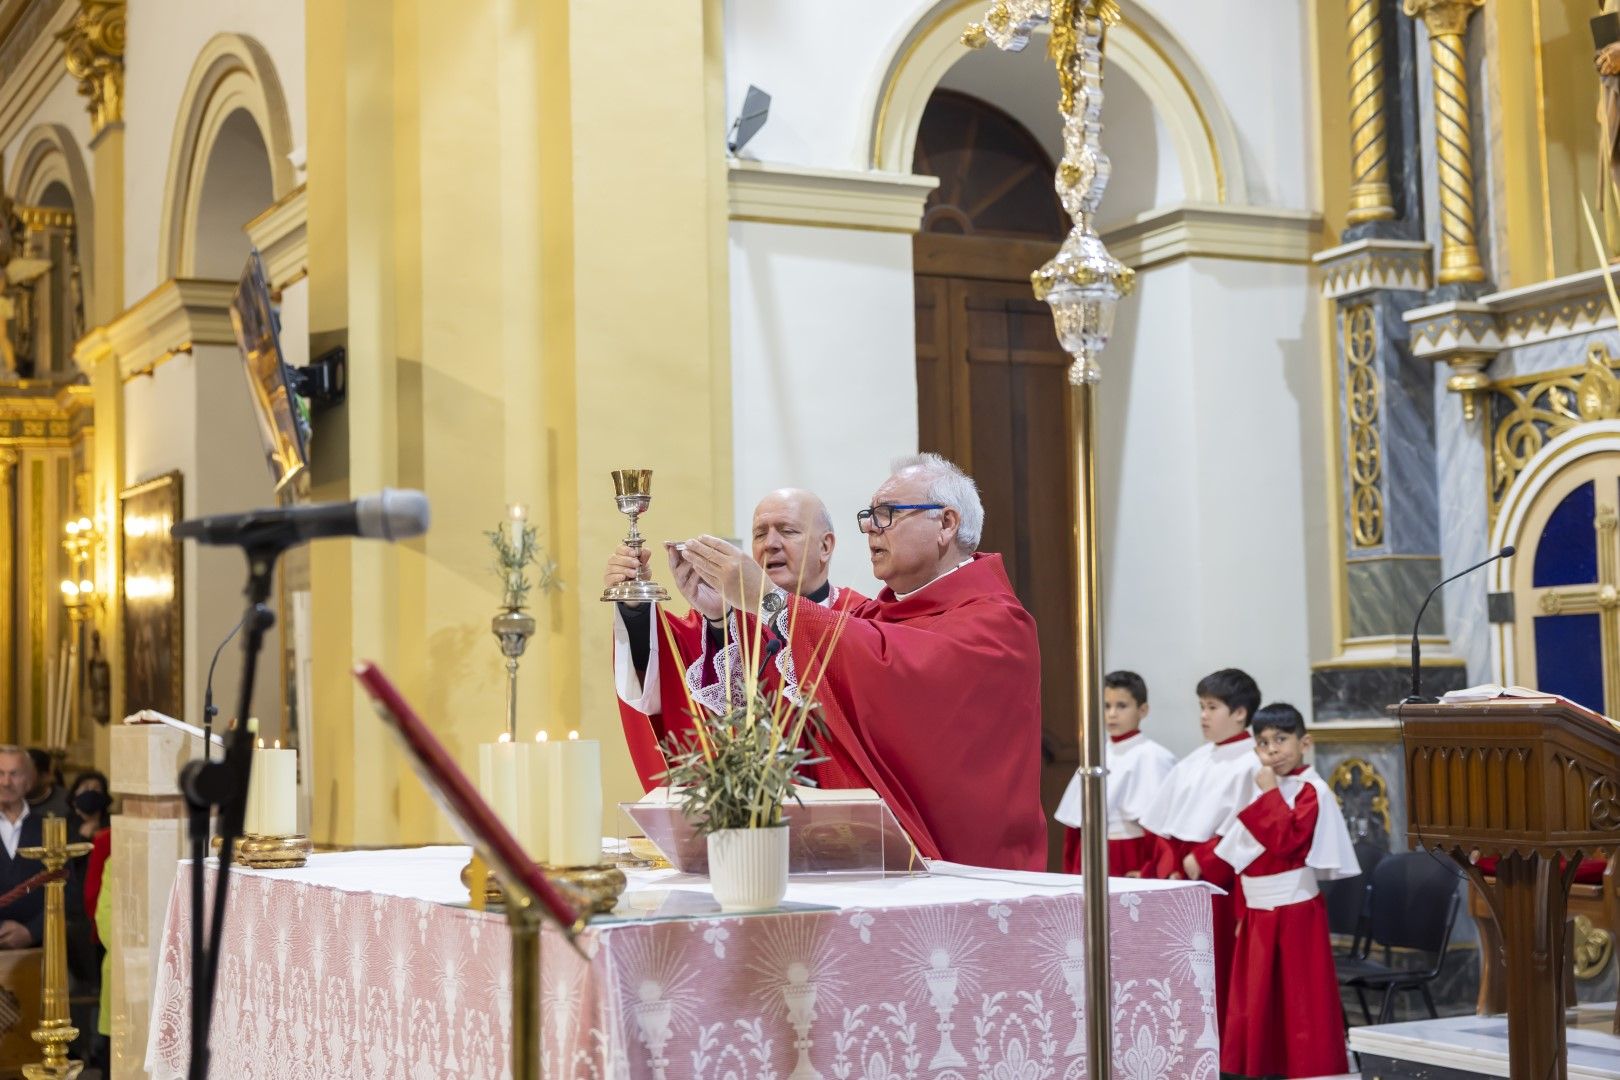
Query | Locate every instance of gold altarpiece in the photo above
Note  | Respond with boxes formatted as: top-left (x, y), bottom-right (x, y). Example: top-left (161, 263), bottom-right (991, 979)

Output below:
top-left (0, 197), bottom-right (96, 756)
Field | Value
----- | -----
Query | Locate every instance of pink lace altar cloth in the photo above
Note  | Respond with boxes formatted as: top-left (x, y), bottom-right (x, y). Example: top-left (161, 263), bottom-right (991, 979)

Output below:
top-left (147, 847), bottom-right (1220, 1079)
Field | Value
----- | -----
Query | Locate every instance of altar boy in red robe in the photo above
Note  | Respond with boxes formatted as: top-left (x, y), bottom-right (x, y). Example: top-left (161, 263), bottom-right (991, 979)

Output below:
top-left (1053, 669), bottom-right (1176, 875)
top-left (1137, 667), bottom-right (1262, 1024)
top-left (1211, 703), bottom-right (1358, 1079)
top-left (682, 453), bottom-right (1047, 872)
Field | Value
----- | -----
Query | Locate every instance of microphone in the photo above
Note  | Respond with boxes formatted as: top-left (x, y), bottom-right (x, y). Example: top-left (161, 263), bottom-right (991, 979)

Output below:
top-left (173, 489), bottom-right (430, 549)
top-left (201, 612), bottom-right (247, 761)
top-left (757, 634), bottom-right (784, 682)
top-left (1405, 545), bottom-right (1516, 704)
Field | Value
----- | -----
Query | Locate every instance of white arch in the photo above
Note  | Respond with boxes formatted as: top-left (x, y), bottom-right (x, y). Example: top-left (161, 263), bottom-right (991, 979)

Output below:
top-left (158, 32), bottom-right (294, 280)
top-left (8, 123), bottom-right (95, 301)
top-left (1487, 419), bottom-right (1620, 685)
top-left (864, 0), bottom-right (1244, 204)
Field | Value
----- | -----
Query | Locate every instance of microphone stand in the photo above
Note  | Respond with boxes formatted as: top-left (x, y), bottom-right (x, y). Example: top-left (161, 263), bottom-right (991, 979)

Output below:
top-left (186, 611), bottom-right (247, 1048)
top-left (1404, 546), bottom-right (1514, 704)
top-left (179, 544), bottom-right (285, 1080)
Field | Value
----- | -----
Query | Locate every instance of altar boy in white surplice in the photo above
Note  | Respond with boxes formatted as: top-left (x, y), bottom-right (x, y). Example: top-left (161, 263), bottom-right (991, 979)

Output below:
top-left (1053, 670), bottom-right (1175, 876)
top-left (1135, 667), bottom-right (1263, 1028)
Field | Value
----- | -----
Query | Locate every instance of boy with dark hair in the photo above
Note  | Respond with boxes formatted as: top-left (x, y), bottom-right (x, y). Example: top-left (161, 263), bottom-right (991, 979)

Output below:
top-left (1137, 667), bottom-right (1263, 1025)
top-left (1053, 669), bottom-right (1175, 876)
top-left (1203, 703), bottom-right (1358, 1079)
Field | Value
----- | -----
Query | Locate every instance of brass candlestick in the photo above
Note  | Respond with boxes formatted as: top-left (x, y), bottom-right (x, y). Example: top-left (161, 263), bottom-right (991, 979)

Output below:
top-left (19, 817), bottom-right (91, 1080)
top-left (211, 833), bottom-right (312, 869)
top-left (600, 468), bottom-right (669, 603)
top-left (491, 608), bottom-right (536, 742)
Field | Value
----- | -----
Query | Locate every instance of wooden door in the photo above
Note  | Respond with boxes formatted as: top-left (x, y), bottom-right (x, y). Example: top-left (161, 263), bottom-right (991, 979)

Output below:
top-left (913, 89), bottom-right (1073, 869)
top-left (915, 274), bottom-right (1077, 870)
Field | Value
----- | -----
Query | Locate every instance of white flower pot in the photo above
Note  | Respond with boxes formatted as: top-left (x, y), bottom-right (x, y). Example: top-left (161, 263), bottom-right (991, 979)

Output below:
top-left (706, 826), bottom-right (790, 912)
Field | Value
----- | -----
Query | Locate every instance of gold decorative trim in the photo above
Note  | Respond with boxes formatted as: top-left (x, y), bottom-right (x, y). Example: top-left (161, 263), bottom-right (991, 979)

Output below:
top-left (57, 0), bottom-right (124, 137)
top-left (244, 184), bottom-right (308, 293)
top-left (72, 278), bottom-right (238, 383)
top-left (1487, 346), bottom-right (1620, 523)
top-left (13, 204), bottom-right (73, 231)
top-left (1327, 756), bottom-right (1394, 839)
top-left (1344, 303), bottom-right (1385, 547)
top-left (28, 457), bottom-right (43, 741)
top-left (1572, 915), bottom-right (1613, 981)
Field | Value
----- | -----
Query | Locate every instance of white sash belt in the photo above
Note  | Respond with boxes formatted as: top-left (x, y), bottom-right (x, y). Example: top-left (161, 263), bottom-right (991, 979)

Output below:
top-left (1240, 867), bottom-right (1319, 910)
top-left (1106, 822), bottom-right (1144, 840)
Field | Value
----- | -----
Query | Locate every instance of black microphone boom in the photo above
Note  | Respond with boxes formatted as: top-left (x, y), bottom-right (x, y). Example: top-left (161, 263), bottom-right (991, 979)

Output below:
top-left (173, 489), bottom-right (430, 549)
top-left (1405, 545), bottom-right (1516, 704)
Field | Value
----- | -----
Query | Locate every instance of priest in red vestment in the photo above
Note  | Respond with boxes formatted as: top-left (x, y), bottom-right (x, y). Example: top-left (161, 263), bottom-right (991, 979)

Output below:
top-left (680, 453), bottom-right (1047, 871)
top-left (608, 488), bottom-right (861, 789)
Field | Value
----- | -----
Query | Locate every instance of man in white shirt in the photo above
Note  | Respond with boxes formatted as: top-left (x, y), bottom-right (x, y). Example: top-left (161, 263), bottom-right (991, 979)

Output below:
top-left (0, 745), bottom-right (44, 948)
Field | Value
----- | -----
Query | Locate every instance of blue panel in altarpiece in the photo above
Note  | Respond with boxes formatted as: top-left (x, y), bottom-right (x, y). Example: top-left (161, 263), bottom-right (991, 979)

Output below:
top-left (1532, 480), bottom-right (1597, 588)
top-left (1533, 611), bottom-right (1605, 714)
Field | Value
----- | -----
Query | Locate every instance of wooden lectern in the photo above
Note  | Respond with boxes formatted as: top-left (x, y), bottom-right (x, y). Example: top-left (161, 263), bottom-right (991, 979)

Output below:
top-left (1398, 696), bottom-right (1620, 1079)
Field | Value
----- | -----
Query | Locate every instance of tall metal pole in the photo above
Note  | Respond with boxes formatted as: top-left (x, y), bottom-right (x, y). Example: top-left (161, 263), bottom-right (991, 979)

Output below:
top-left (967, 4), bottom-right (1133, 1075)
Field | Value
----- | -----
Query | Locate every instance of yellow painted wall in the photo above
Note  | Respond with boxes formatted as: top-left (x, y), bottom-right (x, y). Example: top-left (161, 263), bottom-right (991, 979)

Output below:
top-left (305, 0), bottom-right (729, 846)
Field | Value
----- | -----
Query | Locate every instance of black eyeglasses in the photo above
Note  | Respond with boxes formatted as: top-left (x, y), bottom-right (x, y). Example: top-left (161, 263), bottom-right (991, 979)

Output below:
top-left (855, 503), bottom-right (945, 532)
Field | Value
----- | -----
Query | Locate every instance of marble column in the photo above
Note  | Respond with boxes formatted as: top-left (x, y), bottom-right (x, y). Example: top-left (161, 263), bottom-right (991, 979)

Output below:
top-left (107, 720), bottom-right (194, 1075)
top-left (1312, 0), bottom-right (1467, 722)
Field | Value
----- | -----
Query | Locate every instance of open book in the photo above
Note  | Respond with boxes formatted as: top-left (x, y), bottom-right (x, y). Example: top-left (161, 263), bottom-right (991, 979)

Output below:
top-left (1440, 684), bottom-right (1556, 702)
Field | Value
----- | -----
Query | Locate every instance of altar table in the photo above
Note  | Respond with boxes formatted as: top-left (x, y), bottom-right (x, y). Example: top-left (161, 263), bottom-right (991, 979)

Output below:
top-left (146, 847), bottom-right (1220, 1079)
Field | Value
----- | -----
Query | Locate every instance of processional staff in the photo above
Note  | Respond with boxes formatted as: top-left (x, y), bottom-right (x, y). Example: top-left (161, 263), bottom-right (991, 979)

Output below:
top-left (19, 815), bottom-right (93, 1080)
top-left (964, 2), bottom-right (1136, 1077)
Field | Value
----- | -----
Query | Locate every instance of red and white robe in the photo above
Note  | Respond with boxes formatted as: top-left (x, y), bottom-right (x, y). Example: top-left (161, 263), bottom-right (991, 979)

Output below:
top-left (1212, 765), bottom-right (1358, 1079)
top-left (1136, 731), bottom-right (1260, 1025)
top-left (1053, 730), bottom-right (1176, 876)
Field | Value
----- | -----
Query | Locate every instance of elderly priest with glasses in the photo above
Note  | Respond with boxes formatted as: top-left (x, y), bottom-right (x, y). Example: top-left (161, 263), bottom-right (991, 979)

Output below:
top-left (679, 453), bottom-right (1047, 871)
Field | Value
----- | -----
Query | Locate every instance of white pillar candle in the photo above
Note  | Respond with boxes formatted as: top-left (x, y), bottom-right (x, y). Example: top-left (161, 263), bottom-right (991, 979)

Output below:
top-left (249, 741), bottom-right (298, 837)
top-left (479, 734), bottom-right (533, 849)
top-left (527, 731), bottom-right (553, 864)
top-left (548, 731), bottom-right (602, 867)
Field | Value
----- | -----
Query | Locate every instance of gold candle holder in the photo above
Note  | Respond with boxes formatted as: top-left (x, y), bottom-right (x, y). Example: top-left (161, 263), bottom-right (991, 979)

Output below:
top-left (461, 858), bottom-right (627, 914)
top-left (212, 833), bottom-right (312, 869)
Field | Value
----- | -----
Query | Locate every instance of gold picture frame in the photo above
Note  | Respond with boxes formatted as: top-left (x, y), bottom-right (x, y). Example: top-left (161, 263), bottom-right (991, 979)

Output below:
top-left (120, 471), bottom-right (183, 717)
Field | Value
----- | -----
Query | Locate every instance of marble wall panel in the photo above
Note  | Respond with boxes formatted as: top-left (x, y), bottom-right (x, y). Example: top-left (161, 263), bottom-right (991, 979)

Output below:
top-left (1347, 555), bottom-right (1446, 638)
top-left (1434, 363), bottom-right (1492, 682)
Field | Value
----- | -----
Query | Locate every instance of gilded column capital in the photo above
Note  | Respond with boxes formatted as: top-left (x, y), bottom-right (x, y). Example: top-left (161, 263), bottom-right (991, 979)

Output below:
top-left (58, 0), bottom-right (126, 137)
top-left (1402, 0), bottom-right (1484, 37)
top-left (0, 447), bottom-right (17, 473)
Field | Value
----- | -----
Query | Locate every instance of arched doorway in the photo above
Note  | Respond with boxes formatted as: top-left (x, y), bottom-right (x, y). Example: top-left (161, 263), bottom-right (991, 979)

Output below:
top-left (1506, 451), bottom-right (1620, 716)
top-left (911, 89), bottom-right (1075, 869)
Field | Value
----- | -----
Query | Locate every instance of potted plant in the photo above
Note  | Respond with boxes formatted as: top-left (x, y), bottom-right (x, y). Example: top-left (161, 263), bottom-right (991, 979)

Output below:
top-left (660, 685), bottom-right (825, 912)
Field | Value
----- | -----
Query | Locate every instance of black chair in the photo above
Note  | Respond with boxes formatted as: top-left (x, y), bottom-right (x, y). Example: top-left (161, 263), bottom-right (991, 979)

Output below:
top-left (1323, 840), bottom-right (1387, 959)
top-left (1336, 851), bottom-right (1462, 1025)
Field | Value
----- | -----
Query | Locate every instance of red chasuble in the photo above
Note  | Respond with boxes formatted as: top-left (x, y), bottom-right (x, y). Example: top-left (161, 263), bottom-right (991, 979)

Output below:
top-left (771, 553), bottom-right (1047, 871)
top-left (1216, 774), bottom-right (1352, 1079)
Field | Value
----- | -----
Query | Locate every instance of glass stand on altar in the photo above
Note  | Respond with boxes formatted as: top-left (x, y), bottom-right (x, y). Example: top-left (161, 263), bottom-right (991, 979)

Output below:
top-left (620, 787), bottom-right (924, 876)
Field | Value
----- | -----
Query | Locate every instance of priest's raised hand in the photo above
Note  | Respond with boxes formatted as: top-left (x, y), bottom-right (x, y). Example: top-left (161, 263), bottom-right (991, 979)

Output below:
top-left (682, 535), bottom-right (768, 614)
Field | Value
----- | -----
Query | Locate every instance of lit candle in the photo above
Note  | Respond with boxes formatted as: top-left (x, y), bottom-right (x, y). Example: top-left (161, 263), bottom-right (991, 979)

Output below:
top-left (246, 738), bottom-right (298, 837)
top-left (506, 503), bottom-right (528, 597)
top-left (526, 731), bottom-right (552, 864)
top-left (548, 730), bottom-right (602, 867)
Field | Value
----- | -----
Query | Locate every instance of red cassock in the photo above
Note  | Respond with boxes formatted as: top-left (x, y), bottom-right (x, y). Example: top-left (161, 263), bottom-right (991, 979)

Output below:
top-left (1215, 770), bottom-right (1356, 1079)
top-left (771, 554), bottom-right (1047, 870)
top-left (1054, 730), bottom-right (1176, 876)
top-left (1137, 732), bottom-right (1260, 1028)
top-left (613, 589), bottom-right (866, 790)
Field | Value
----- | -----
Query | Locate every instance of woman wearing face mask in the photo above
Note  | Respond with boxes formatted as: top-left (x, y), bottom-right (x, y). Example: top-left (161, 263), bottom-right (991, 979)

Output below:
top-left (69, 771), bottom-right (111, 841)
